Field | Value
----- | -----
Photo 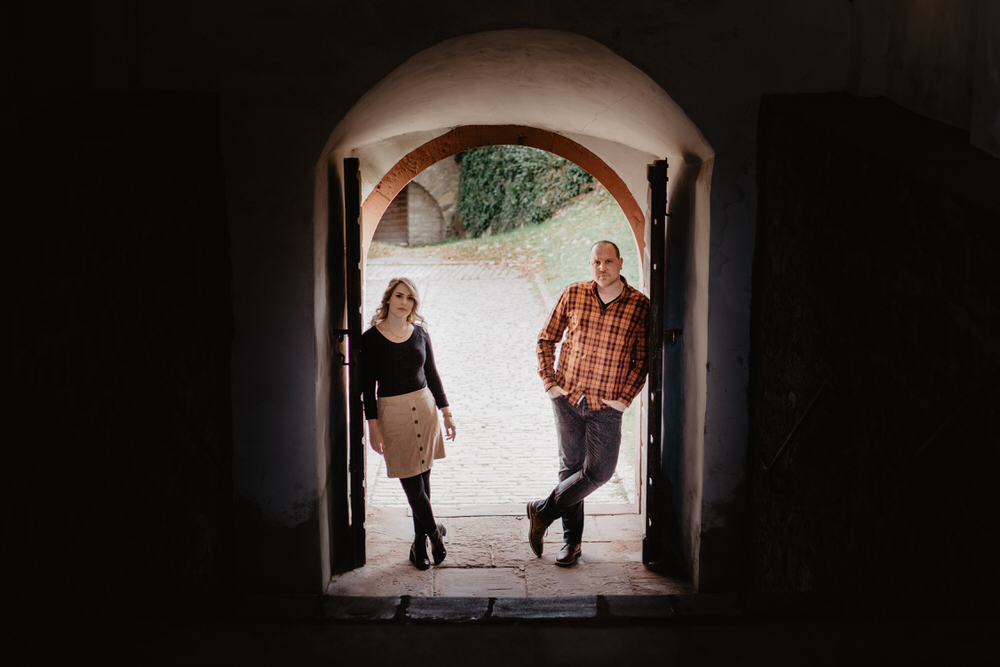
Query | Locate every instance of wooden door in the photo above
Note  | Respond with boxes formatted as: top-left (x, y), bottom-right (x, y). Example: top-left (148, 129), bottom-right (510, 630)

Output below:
top-left (643, 158), bottom-right (687, 568)
top-left (643, 159), bottom-right (671, 564)
top-left (329, 157), bottom-right (366, 572)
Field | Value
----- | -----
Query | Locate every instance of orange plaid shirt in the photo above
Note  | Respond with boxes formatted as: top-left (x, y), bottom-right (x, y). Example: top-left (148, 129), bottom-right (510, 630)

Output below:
top-left (537, 277), bottom-right (650, 411)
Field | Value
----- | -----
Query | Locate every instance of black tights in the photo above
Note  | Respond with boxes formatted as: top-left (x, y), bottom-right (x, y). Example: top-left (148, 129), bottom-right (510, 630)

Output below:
top-left (399, 469), bottom-right (436, 538)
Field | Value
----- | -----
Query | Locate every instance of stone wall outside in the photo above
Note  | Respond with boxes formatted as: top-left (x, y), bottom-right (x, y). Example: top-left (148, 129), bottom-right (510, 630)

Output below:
top-left (413, 157), bottom-right (461, 237)
top-left (405, 182), bottom-right (445, 246)
top-left (373, 187), bottom-right (408, 245)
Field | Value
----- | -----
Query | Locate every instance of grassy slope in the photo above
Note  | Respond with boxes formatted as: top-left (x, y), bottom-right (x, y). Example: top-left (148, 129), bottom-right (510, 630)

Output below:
top-left (369, 184), bottom-right (640, 291)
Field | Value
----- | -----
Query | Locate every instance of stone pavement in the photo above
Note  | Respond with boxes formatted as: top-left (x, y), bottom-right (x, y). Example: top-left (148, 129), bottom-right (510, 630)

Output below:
top-left (328, 505), bottom-right (695, 597)
top-left (363, 256), bottom-right (636, 511)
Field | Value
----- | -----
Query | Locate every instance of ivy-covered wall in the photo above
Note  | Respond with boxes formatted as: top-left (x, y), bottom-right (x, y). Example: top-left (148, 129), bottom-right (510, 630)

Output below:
top-left (455, 146), bottom-right (594, 237)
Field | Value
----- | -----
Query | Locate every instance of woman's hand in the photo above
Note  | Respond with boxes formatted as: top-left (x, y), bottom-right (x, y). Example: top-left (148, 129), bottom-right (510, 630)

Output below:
top-left (442, 413), bottom-right (456, 441)
top-left (367, 419), bottom-right (384, 454)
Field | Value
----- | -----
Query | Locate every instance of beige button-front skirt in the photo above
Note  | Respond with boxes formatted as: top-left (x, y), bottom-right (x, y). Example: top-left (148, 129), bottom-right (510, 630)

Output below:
top-left (376, 386), bottom-right (446, 479)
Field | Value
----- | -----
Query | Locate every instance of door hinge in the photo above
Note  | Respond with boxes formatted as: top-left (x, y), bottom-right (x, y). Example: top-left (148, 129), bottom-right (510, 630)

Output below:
top-left (332, 329), bottom-right (349, 365)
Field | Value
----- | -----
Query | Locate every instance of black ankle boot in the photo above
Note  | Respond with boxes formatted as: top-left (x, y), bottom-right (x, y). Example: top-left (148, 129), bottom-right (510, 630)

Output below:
top-left (429, 523), bottom-right (447, 565)
top-left (409, 535), bottom-right (430, 570)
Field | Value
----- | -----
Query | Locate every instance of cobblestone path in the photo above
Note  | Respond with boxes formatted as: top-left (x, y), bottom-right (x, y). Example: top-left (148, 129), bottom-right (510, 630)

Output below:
top-left (364, 257), bottom-right (634, 509)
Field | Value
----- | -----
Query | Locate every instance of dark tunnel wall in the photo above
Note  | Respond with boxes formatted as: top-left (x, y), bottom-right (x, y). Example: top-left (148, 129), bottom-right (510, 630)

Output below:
top-left (748, 93), bottom-right (1000, 613)
top-left (4, 92), bottom-right (235, 615)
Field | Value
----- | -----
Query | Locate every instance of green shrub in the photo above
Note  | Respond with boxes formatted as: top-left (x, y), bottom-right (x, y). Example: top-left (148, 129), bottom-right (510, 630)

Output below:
top-left (456, 146), bottom-right (593, 237)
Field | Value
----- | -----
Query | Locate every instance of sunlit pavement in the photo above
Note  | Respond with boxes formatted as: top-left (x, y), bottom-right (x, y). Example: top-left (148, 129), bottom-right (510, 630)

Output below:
top-left (363, 256), bottom-right (635, 510)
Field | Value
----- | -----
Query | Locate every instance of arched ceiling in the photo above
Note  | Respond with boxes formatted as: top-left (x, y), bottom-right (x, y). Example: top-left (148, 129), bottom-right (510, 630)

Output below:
top-left (322, 28), bottom-right (714, 256)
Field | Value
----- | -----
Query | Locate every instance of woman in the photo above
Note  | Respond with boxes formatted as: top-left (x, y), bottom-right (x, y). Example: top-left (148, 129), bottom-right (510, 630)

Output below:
top-left (361, 277), bottom-right (456, 569)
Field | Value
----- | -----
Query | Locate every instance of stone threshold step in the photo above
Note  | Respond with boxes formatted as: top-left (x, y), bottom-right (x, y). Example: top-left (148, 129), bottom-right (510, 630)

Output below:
top-left (236, 593), bottom-right (846, 624)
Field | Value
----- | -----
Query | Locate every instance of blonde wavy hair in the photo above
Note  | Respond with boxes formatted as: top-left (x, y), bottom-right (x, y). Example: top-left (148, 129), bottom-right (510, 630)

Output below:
top-left (369, 277), bottom-right (426, 328)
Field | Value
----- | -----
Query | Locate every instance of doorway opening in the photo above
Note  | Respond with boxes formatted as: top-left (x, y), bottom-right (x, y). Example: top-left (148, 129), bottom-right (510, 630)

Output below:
top-left (359, 130), bottom-right (648, 514)
top-left (328, 136), bottom-right (678, 597)
top-left (315, 28), bottom-right (714, 591)
top-left (363, 174), bottom-right (644, 517)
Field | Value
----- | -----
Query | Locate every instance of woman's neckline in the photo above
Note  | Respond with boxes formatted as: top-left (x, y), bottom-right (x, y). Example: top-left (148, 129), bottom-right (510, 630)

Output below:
top-left (376, 322), bottom-right (414, 344)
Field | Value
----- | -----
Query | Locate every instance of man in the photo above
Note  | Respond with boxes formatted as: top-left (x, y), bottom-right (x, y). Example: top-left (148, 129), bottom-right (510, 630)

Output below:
top-left (528, 240), bottom-right (650, 566)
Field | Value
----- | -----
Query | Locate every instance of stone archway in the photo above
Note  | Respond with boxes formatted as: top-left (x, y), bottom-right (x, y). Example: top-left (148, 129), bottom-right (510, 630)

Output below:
top-left (363, 125), bottom-right (646, 261)
top-left (315, 28), bottom-right (714, 587)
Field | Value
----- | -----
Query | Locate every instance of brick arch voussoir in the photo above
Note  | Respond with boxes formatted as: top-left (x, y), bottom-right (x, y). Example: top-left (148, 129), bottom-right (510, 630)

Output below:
top-left (364, 125), bottom-right (646, 257)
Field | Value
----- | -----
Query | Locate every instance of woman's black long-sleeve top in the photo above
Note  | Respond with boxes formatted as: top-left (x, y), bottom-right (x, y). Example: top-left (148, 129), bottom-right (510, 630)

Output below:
top-left (360, 324), bottom-right (449, 420)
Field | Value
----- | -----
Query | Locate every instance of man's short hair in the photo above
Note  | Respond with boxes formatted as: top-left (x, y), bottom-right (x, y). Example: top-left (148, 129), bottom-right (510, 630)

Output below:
top-left (590, 240), bottom-right (621, 259)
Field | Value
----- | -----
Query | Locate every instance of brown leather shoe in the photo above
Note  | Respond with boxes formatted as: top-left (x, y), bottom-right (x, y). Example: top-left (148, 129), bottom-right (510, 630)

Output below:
top-left (526, 501), bottom-right (546, 557)
top-left (554, 542), bottom-right (581, 567)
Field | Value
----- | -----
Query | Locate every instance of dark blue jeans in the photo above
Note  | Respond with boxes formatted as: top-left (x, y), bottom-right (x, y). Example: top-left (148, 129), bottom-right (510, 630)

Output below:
top-left (534, 395), bottom-right (623, 544)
